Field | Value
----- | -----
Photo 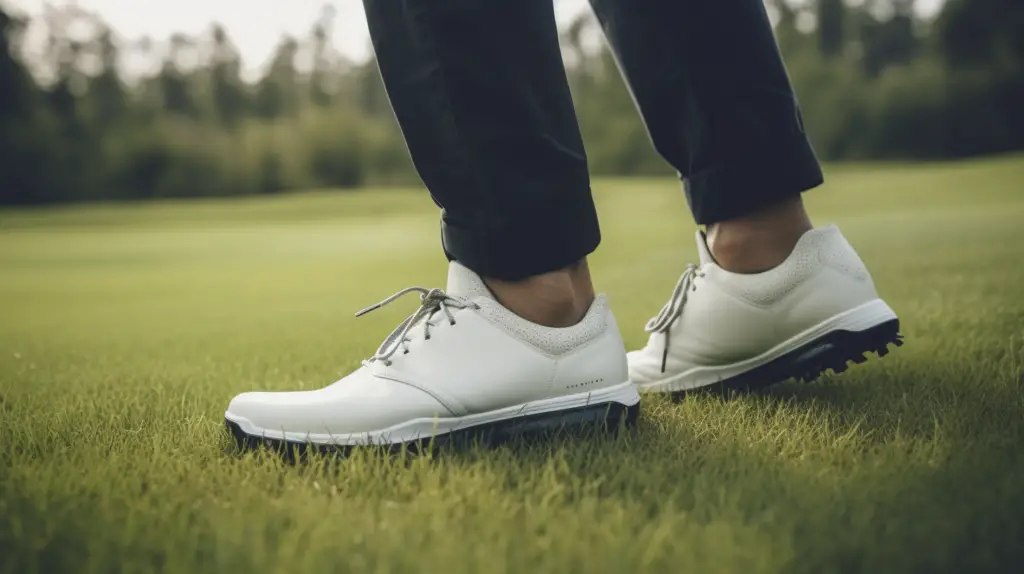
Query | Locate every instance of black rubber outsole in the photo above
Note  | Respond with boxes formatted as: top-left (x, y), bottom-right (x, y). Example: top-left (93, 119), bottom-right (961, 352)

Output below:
top-left (226, 400), bottom-right (639, 458)
top-left (679, 318), bottom-right (904, 398)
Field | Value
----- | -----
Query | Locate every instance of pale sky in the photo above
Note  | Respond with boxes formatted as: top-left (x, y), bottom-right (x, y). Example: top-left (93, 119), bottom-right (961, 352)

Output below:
top-left (3, 0), bottom-right (943, 80)
top-left (2, 0), bottom-right (593, 79)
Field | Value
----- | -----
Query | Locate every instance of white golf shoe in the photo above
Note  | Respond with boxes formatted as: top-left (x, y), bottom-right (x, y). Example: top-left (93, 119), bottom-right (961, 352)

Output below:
top-left (226, 262), bottom-right (639, 451)
top-left (629, 226), bottom-right (902, 395)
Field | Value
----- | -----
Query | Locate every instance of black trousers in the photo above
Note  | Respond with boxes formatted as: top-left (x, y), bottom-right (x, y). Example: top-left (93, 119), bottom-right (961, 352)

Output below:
top-left (363, 0), bottom-right (823, 280)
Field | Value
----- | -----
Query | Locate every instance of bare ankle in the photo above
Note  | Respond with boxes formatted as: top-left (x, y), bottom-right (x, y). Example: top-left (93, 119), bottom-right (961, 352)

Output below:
top-left (706, 196), bottom-right (813, 273)
top-left (484, 260), bottom-right (595, 328)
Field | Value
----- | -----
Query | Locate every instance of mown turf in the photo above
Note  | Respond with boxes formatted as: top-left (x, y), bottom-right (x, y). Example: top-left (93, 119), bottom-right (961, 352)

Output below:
top-left (1, 155), bottom-right (1023, 573)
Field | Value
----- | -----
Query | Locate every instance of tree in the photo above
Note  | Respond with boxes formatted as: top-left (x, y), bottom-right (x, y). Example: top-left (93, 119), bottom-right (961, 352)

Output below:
top-left (85, 25), bottom-right (127, 126)
top-left (856, 0), bottom-right (918, 77)
top-left (935, 0), bottom-right (1024, 70)
top-left (352, 46), bottom-right (392, 119)
top-left (308, 4), bottom-right (338, 108)
top-left (0, 8), bottom-right (35, 117)
top-left (254, 35), bottom-right (299, 118)
top-left (818, 0), bottom-right (845, 58)
top-left (0, 7), bottom-right (51, 204)
top-left (207, 24), bottom-right (248, 126)
top-left (159, 33), bottom-right (199, 118)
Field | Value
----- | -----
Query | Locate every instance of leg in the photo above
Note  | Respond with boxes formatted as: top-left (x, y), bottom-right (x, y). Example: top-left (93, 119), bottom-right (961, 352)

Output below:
top-left (222, 0), bottom-right (642, 452)
top-left (589, 0), bottom-right (821, 272)
top-left (363, 0), bottom-right (595, 325)
top-left (595, 1), bottom-right (904, 393)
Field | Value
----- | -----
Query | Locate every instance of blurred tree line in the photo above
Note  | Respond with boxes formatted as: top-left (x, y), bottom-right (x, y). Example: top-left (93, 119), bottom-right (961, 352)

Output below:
top-left (1, 0), bottom-right (1022, 205)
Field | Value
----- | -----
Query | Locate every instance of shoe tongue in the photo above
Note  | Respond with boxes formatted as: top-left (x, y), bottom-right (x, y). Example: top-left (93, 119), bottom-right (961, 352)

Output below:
top-left (695, 231), bottom-right (715, 266)
top-left (446, 261), bottom-right (493, 299)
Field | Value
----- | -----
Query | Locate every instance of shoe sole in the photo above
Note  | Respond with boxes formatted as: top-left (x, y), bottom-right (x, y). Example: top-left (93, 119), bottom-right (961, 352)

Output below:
top-left (637, 299), bottom-right (904, 397)
top-left (688, 317), bottom-right (903, 397)
top-left (225, 381), bottom-right (640, 456)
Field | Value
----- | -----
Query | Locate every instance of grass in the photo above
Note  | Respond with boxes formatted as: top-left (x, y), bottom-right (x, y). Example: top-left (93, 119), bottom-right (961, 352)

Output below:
top-left (1, 154), bottom-right (1023, 573)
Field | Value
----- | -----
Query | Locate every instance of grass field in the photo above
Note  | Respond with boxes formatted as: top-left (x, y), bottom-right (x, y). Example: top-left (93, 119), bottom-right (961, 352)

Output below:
top-left (2, 155), bottom-right (1023, 573)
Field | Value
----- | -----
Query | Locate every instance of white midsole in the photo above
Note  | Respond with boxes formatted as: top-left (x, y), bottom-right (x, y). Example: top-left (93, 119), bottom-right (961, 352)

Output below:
top-left (225, 380), bottom-right (640, 446)
top-left (637, 298), bottom-right (898, 394)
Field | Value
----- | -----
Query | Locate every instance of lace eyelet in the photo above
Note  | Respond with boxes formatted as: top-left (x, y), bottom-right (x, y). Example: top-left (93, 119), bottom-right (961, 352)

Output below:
top-left (357, 286), bottom-right (477, 365)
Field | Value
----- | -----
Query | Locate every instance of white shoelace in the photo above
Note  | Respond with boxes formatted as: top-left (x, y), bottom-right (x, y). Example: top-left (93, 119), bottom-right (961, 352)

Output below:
top-left (355, 287), bottom-right (479, 366)
top-left (644, 264), bottom-right (705, 373)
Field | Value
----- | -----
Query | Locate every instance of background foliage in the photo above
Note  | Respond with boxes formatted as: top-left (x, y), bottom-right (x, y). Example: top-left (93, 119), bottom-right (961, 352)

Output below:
top-left (1, 0), bottom-right (1021, 205)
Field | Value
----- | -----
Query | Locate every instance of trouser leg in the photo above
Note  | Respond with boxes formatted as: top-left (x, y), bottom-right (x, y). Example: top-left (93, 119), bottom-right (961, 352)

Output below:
top-left (588, 0), bottom-right (824, 224)
top-left (363, 0), bottom-right (599, 280)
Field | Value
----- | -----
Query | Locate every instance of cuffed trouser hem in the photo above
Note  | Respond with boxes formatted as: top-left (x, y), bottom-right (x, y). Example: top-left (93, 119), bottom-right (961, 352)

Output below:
top-left (441, 189), bottom-right (601, 281)
top-left (684, 133), bottom-right (824, 225)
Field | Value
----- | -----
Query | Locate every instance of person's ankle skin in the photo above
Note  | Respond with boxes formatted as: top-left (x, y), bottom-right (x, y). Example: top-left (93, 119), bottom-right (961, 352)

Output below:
top-left (484, 259), bottom-right (595, 328)
top-left (706, 196), bottom-right (813, 274)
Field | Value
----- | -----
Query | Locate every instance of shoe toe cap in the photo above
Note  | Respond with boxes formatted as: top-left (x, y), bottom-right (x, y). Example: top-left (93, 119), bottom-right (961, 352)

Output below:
top-left (225, 370), bottom-right (453, 438)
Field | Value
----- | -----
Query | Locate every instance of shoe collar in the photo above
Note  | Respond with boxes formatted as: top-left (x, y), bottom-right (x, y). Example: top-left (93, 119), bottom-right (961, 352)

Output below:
top-left (695, 231), bottom-right (715, 268)
top-left (447, 261), bottom-right (493, 301)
